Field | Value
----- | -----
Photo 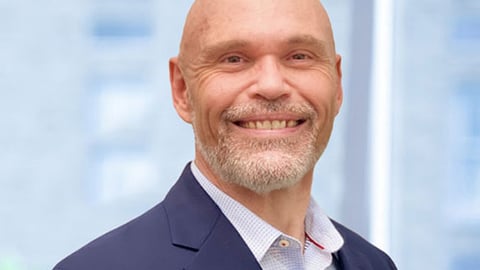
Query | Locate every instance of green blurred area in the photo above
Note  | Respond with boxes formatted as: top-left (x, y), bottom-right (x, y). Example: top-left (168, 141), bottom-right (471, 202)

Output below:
top-left (0, 258), bottom-right (22, 270)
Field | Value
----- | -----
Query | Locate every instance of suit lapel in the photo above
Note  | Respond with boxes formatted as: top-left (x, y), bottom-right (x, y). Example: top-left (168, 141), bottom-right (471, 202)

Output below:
top-left (163, 164), bottom-right (261, 270)
top-left (332, 220), bottom-right (374, 270)
top-left (184, 216), bottom-right (262, 270)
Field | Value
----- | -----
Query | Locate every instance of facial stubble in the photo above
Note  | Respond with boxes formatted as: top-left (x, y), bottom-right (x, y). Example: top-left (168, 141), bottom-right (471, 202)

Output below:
top-left (193, 102), bottom-right (328, 194)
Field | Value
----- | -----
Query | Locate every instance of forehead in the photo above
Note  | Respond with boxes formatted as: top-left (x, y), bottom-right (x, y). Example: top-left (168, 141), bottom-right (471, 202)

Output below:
top-left (184, 0), bottom-right (333, 53)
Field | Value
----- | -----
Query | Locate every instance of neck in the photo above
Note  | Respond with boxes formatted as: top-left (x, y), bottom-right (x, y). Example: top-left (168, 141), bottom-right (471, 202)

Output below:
top-left (195, 158), bottom-right (313, 243)
top-left (233, 179), bottom-right (312, 242)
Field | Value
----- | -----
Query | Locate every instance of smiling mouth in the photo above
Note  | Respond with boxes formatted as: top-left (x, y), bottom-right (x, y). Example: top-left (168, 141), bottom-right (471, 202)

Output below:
top-left (234, 120), bottom-right (305, 130)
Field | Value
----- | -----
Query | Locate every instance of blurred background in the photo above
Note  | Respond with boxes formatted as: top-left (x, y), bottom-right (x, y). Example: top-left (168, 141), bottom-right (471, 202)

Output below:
top-left (0, 0), bottom-right (479, 269)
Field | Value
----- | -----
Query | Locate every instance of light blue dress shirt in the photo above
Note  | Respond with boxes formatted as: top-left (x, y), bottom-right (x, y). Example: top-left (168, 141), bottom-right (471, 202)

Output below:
top-left (191, 163), bottom-right (344, 270)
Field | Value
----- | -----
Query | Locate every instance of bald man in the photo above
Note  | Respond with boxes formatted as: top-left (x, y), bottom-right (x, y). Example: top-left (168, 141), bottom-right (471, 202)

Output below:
top-left (54, 0), bottom-right (397, 269)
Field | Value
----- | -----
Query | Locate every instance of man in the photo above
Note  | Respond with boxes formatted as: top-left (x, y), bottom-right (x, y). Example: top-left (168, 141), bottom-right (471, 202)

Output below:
top-left (54, 0), bottom-right (397, 269)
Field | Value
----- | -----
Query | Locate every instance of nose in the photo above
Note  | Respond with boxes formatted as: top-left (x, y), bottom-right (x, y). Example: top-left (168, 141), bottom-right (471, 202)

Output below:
top-left (250, 56), bottom-right (290, 101)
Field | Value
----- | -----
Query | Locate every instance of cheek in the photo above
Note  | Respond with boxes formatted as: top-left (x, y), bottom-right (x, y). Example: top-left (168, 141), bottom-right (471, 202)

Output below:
top-left (190, 74), bottom-right (248, 142)
top-left (195, 71), bottom-right (254, 112)
top-left (289, 73), bottom-right (339, 111)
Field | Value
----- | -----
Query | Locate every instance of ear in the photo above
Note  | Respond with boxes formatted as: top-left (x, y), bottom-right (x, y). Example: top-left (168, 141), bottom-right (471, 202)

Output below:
top-left (169, 57), bottom-right (193, 123)
top-left (334, 54), bottom-right (344, 115)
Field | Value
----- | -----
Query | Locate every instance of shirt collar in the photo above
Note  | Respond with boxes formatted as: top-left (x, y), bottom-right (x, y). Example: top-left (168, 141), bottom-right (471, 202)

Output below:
top-left (305, 199), bottom-right (344, 253)
top-left (190, 162), bottom-right (344, 261)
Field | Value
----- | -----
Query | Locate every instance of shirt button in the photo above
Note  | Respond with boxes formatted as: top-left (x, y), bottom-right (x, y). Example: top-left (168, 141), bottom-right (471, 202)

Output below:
top-left (279, 239), bottom-right (290, 247)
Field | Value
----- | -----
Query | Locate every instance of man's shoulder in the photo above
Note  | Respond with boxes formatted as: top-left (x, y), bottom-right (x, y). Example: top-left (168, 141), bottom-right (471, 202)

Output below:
top-left (52, 165), bottom-right (219, 270)
top-left (332, 220), bottom-right (397, 269)
top-left (53, 202), bottom-right (187, 270)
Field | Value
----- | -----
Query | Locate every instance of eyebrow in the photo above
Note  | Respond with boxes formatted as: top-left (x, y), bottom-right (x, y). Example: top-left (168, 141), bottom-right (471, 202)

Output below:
top-left (286, 35), bottom-right (330, 55)
top-left (200, 40), bottom-right (250, 61)
top-left (199, 34), bottom-right (331, 61)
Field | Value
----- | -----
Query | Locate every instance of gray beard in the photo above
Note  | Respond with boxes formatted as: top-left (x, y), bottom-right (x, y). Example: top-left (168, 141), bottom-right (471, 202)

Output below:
top-left (194, 102), bottom-right (324, 194)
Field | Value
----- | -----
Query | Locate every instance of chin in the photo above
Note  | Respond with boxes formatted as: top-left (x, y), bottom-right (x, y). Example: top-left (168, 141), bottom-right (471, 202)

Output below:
top-left (214, 150), bottom-right (316, 194)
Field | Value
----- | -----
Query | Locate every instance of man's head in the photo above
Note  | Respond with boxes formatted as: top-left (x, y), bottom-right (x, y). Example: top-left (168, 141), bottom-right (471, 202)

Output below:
top-left (170, 0), bottom-right (343, 194)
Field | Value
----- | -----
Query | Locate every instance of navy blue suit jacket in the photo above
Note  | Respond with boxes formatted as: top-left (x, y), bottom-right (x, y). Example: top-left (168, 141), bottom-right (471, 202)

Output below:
top-left (54, 165), bottom-right (397, 269)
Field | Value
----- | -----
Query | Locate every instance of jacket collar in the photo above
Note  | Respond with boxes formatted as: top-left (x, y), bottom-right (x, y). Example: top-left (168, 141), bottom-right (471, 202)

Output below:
top-left (163, 164), bottom-right (262, 270)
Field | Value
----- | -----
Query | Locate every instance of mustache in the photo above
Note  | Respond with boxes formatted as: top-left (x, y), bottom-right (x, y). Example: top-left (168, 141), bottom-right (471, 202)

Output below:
top-left (222, 101), bottom-right (317, 121)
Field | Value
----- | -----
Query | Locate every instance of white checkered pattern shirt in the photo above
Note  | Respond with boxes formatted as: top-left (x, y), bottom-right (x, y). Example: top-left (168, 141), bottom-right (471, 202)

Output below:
top-left (191, 163), bottom-right (344, 270)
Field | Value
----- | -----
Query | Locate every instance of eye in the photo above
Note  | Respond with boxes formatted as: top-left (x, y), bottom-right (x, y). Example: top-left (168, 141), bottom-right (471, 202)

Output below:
top-left (223, 55), bottom-right (243, 64)
top-left (290, 53), bottom-right (309, 60)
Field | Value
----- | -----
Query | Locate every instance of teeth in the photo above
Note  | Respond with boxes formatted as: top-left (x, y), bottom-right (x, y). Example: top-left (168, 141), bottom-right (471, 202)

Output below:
top-left (260, 121), bottom-right (271, 129)
top-left (241, 120), bottom-right (300, 130)
top-left (287, 120), bottom-right (297, 127)
top-left (272, 120), bottom-right (283, 129)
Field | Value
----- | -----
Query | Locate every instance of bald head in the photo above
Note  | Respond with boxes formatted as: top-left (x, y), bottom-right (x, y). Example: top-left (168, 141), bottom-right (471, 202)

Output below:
top-left (169, 0), bottom-right (344, 195)
top-left (177, 0), bottom-right (336, 69)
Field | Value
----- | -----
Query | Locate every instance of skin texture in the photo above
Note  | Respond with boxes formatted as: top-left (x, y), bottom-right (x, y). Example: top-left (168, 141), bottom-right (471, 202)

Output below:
top-left (170, 0), bottom-right (343, 242)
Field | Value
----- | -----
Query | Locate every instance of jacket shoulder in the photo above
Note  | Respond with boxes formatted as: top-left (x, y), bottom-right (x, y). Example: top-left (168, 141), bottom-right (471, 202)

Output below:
top-left (53, 202), bottom-right (192, 270)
